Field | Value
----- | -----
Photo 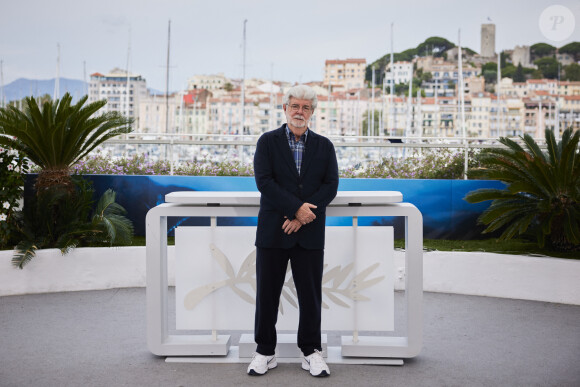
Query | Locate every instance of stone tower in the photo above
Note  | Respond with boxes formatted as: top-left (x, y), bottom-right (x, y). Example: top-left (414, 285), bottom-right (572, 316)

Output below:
top-left (481, 24), bottom-right (496, 58)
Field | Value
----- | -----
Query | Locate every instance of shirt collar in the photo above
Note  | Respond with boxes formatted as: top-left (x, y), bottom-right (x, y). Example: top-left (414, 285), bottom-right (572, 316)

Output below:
top-left (285, 124), bottom-right (308, 143)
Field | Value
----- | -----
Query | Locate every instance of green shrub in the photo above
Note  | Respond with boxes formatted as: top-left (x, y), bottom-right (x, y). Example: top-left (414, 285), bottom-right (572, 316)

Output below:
top-left (11, 177), bottom-right (134, 268)
top-left (0, 147), bottom-right (29, 249)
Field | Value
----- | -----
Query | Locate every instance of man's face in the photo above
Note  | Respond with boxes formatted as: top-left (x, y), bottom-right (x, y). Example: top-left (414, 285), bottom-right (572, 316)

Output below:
top-left (284, 98), bottom-right (314, 130)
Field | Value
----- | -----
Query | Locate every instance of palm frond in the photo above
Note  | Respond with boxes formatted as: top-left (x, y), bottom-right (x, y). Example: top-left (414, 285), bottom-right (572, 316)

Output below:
top-left (466, 128), bottom-right (580, 251)
top-left (0, 93), bottom-right (133, 176)
top-left (90, 189), bottom-right (134, 246)
top-left (12, 240), bottom-right (39, 269)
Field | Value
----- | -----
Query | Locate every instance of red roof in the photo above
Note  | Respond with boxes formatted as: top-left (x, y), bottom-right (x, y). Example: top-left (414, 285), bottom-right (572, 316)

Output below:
top-left (325, 58), bottom-right (366, 65)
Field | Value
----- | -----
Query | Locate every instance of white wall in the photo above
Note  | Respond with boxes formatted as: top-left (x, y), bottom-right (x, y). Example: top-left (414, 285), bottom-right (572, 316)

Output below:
top-left (1, 248), bottom-right (578, 305)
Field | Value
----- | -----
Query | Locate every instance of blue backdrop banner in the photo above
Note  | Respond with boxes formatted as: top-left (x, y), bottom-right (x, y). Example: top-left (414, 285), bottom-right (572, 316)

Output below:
top-left (25, 175), bottom-right (505, 240)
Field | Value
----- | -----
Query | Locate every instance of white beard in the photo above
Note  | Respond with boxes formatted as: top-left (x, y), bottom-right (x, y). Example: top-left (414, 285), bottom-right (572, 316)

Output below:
top-left (287, 113), bottom-right (307, 128)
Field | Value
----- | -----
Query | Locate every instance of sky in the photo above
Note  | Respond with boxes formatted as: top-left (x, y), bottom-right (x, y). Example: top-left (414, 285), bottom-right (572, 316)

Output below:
top-left (1, 0), bottom-right (578, 92)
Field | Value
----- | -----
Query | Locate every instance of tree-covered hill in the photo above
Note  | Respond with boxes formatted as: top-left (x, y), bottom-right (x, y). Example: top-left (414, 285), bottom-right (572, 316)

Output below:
top-left (365, 38), bottom-right (580, 85)
top-left (365, 36), bottom-right (476, 83)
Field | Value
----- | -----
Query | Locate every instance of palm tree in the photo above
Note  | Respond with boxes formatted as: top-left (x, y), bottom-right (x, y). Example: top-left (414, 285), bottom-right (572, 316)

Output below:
top-left (0, 94), bottom-right (134, 268)
top-left (465, 128), bottom-right (580, 251)
top-left (0, 93), bottom-right (132, 192)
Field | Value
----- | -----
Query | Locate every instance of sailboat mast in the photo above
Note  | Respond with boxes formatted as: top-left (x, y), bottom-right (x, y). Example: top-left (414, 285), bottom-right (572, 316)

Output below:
top-left (126, 27), bottom-right (132, 126)
top-left (165, 20), bottom-right (173, 174)
top-left (0, 60), bottom-right (4, 108)
top-left (241, 19), bottom-right (247, 135)
top-left (83, 60), bottom-right (87, 96)
top-left (390, 22), bottom-right (394, 136)
top-left (371, 65), bottom-right (375, 137)
top-left (497, 42), bottom-right (501, 136)
top-left (406, 73), bottom-right (412, 139)
top-left (165, 20), bottom-right (171, 135)
top-left (458, 29), bottom-right (465, 140)
top-left (458, 29), bottom-right (468, 180)
top-left (54, 43), bottom-right (60, 100)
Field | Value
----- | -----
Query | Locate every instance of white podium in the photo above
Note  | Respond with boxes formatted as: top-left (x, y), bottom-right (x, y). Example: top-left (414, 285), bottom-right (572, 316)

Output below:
top-left (146, 191), bottom-right (422, 364)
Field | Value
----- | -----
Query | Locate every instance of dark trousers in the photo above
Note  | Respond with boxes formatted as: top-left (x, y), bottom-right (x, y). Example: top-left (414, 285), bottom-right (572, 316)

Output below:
top-left (254, 245), bottom-right (324, 357)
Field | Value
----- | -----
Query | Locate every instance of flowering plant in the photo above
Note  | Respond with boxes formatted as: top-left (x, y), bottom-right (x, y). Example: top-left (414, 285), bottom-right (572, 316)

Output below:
top-left (0, 146), bottom-right (29, 249)
top-left (65, 149), bottom-right (478, 180)
top-left (69, 150), bottom-right (254, 177)
top-left (342, 148), bottom-right (481, 179)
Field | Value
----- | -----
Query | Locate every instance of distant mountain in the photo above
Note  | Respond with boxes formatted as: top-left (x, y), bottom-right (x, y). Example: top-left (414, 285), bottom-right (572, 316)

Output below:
top-left (2, 78), bottom-right (87, 103)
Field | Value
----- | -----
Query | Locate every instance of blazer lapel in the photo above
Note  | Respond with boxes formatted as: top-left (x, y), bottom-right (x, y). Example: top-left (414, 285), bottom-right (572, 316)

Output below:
top-left (300, 129), bottom-right (318, 177)
top-left (275, 125), bottom-right (300, 177)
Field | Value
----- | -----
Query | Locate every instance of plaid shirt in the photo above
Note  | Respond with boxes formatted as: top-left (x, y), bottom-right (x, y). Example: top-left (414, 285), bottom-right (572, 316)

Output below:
top-left (286, 125), bottom-right (308, 175)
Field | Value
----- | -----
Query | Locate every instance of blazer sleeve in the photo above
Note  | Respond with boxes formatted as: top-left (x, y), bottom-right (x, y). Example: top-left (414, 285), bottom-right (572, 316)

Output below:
top-left (305, 139), bottom-right (339, 209)
top-left (254, 133), bottom-right (303, 218)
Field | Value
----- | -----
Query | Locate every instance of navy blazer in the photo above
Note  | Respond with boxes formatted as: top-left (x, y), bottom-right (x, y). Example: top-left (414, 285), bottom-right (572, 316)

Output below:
top-left (254, 124), bottom-right (339, 250)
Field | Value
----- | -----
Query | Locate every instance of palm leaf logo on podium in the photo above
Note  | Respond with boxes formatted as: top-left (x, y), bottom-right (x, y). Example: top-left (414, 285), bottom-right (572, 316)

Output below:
top-left (183, 244), bottom-right (386, 312)
top-left (183, 243), bottom-right (256, 310)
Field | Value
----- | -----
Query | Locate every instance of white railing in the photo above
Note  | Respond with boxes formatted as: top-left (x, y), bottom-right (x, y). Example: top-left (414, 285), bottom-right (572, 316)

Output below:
top-left (99, 133), bottom-right (548, 177)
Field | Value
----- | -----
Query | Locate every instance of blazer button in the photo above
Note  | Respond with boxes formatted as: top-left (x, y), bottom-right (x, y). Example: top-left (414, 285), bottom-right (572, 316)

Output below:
top-left (298, 184), bottom-right (303, 189)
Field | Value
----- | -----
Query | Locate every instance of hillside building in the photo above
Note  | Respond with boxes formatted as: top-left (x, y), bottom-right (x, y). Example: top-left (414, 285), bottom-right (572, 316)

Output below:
top-left (324, 58), bottom-right (367, 90)
top-left (88, 68), bottom-right (148, 129)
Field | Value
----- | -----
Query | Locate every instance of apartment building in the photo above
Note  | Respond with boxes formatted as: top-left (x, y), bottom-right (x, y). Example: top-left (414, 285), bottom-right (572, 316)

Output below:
top-left (315, 91), bottom-right (369, 136)
top-left (526, 79), bottom-right (558, 95)
top-left (418, 57), bottom-right (480, 96)
top-left (560, 95), bottom-right (580, 131)
top-left (498, 78), bottom-right (530, 98)
top-left (175, 89), bottom-right (212, 135)
top-left (137, 92), bottom-right (181, 134)
top-left (523, 98), bottom-right (558, 138)
top-left (187, 73), bottom-right (230, 91)
top-left (160, 66), bottom-right (578, 140)
top-left (384, 61), bottom-right (413, 85)
top-left (558, 81), bottom-right (580, 96)
top-left (470, 94), bottom-right (493, 137)
top-left (556, 53), bottom-right (575, 66)
top-left (88, 68), bottom-right (148, 128)
top-left (430, 60), bottom-right (480, 85)
top-left (462, 76), bottom-right (485, 94)
top-left (324, 58), bottom-right (366, 90)
top-left (206, 92), bottom-right (286, 135)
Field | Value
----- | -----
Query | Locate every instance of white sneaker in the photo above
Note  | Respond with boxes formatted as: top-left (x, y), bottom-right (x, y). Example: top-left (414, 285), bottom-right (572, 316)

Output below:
top-left (302, 349), bottom-right (330, 377)
top-left (247, 352), bottom-right (277, 376)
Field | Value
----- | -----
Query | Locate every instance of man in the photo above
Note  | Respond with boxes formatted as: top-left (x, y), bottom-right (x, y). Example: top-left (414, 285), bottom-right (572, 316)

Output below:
top-left (248, 84), bottom-right (339, 377)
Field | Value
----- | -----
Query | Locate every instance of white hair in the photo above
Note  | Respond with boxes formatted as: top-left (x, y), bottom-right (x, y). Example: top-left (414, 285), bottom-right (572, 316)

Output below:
top-left (283, 85), bottom-right (318, 110)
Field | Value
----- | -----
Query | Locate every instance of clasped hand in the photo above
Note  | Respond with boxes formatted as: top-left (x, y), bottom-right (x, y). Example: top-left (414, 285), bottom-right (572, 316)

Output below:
top-left (282, 202), bottom-right (317, 234)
